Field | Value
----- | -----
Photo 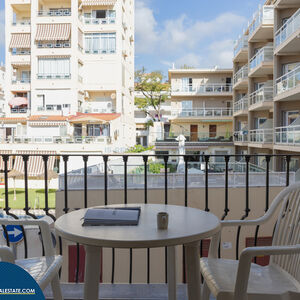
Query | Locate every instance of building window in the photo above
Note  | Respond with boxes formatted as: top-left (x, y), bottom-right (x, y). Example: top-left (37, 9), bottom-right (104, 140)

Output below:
top-left (84, 33), bottom-right (116, 54)
top-left (38, 58), bottom-right (70, 79)
top-left (87, 124), bottom-right (110, 137)
top-left (74, 124), bottom-right (82, 137)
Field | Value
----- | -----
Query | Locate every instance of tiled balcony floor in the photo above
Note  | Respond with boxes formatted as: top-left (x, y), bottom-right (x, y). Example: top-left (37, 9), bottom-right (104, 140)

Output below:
top-left (44, 283), bottom-right (215, 299)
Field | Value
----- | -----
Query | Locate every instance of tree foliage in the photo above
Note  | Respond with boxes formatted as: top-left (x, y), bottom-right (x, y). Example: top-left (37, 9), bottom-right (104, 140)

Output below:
top-left (135, 68), bottom-right (170, 123)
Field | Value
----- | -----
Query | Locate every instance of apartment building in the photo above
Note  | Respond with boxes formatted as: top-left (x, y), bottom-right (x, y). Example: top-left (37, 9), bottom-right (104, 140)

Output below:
top-left (233, 0), bottom-right (300, 171)
top-left (273, 0), bottom-right (300, 171)
top-left (2, 0), bottom-right (135, 153)
top-left (154, 68), bottom-right (234, 165)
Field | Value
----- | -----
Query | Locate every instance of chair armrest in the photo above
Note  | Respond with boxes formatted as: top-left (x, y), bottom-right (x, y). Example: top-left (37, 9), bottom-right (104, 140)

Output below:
top-left (0, 218), bottom-right (55, 256)
top-left (220, 216), bottom-right (267, 228)
top-left (0, 246), bottom-right (15, 263)
top-left (234, 244), bottom-right (300, 299)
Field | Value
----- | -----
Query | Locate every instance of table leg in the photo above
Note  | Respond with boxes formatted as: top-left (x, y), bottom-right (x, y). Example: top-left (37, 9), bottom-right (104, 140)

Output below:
top-left (185, 241), bottom-right (201, 300)
top-left (167, 246), bottom-right (177, 300)
top-left (84, 245), bottom-right (101, 300)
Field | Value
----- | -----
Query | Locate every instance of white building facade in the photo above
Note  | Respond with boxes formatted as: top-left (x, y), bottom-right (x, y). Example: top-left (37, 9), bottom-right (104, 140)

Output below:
top-left (3, 0), bottom-right (135, 153)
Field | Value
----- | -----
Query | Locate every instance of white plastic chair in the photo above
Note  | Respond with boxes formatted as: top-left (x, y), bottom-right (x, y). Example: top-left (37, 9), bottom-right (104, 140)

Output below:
top-left (200, 182), bottom-right (300, 300)
top-left (0, 218), bottom-right (63, 300)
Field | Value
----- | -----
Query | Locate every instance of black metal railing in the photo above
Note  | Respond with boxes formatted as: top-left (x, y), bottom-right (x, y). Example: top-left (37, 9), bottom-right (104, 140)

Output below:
top-left (0, 153), bottom-right (299, 284)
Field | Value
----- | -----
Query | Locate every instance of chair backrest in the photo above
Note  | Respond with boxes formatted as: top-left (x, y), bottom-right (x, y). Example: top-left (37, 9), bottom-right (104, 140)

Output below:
top-left (271, 182), bottom-right (300, 281)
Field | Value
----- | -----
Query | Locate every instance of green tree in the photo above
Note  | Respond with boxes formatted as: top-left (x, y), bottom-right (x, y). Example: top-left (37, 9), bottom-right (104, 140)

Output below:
top-left (135, 68), bottom-right (170, 124)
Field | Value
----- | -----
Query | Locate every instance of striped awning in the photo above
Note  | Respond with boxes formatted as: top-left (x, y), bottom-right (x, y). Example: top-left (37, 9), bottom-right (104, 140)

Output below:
top-left (11, 61), bottom-right (31, 66)
top-left (35, 24), bottom-right (71, 41)
top-left (9, 151), bottom-right (56, 178)
top-left (9, 34), bottom-right (31, 49)
top-left (0, 151), bottom-right (14, 171)
top-left (81, 0), bottom-right (117, 6)
top-left (78, 29), bottom-right (83, 49)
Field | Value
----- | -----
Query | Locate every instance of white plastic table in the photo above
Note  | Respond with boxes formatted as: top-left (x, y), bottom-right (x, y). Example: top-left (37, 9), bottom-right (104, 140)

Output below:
top-left (55, 204), bottom-right (220, 300)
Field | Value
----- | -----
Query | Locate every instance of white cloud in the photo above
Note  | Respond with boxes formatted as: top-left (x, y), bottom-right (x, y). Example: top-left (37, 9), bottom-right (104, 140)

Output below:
top-left (135, 0), bottom-right (159, 54)
top-left (135, 1), bottom-right (248, 70)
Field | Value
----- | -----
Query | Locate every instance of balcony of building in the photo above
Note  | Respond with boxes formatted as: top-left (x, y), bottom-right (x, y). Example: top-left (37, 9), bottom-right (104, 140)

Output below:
top-left (275, 8), bottom-right (300, 55)
top-left (38, 8), bottom-right (71, 17)
top-left (248, 5), bottom-right (274, 42)
top-left (233, 64), bottom-right (248, 89)
top-left (171, 107), bottom-right (233, 120)
top-left (233, 35), bottom-right (248, 62)
top-left (249, 86), bottom-right (273, 111)
top-left (11, 3), bottom-right (31, 32)
top-left (79, 9), bottom-right (116, 25)
top-left (249, 128), bottom-right (273, 146)
top-left (275, 125), bottom-right (300, 152)
top-left (37, 0), bottom-right (71, 22)
top-left (274, 0), bottom-right (300, 8)
top-left (37, 40), bottom-right (71, 49)
top-left (249, 44), bottom-right (273, 77)
top-left (275, 63), bottom-right (300, 101)
top-left (233, 95), bottom-right (248, 116)
top-left (171, 84), bottom-right (232, 96)
top-left (233, 130), bottom-right (248, 146)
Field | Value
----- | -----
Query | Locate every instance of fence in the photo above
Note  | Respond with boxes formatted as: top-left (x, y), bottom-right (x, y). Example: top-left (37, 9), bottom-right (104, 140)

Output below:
top-left (0, 153), bottom-right (298, 284)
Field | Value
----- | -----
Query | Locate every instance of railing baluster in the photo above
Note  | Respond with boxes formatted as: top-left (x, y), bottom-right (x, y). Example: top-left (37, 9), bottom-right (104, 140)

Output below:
top-left (219, 155), bottom-right (230, 258)
top-left (123, 156), bottom-right (128, 204)
top-left (286, 155), bottom-right (291, 187)
top-left (163, 155), bottom-right (168, 284)
top-left (236, 155), bottom-right (251, 260)
top-left (204, 155), bottom-right (210, 212)
top-left (63, 155), bottom-right (69, 214)
top-left (184, 156), bottom-right (189, 207)
top-left (83, 156), bottom-right (88, 208)
top-left (143, 155), bottom-right (150, 284)
top-left (103, 155), bottom-right (108, 206)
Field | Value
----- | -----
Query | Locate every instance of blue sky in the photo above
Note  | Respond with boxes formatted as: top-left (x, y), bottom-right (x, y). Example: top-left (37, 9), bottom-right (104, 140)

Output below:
top-left (0, 0), bottom-right (265, 75)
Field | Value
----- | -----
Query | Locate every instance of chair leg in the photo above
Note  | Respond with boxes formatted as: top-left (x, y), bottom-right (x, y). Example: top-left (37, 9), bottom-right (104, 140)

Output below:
top-left (51, 274), bottom-right (63, 300)
top-left (202, 281), bottom-right (210, 300)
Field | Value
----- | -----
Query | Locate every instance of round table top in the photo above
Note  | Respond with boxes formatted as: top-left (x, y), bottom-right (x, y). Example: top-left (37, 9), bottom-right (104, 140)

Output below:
top-left (55, 204), bottom-right (220, 248)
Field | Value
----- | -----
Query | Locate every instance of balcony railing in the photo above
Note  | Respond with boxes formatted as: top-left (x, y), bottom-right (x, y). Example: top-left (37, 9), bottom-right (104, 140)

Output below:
top-left (38, 9), bottom-right (71, 17)
top-left (275, 64), bottom-right (300, 95)
top-left (171, 84), bottom-right (232, 94)
top-left (11, 77), bottom-right (31, 84)
top-left (275, 8), bottom-right (300, 48)
top-left (172, 107), bottom-right (232, 118)
top-left (12, 50), bottom-right (31, 55)
top-left (84, 49), bottom-right (116, 54)
top-left (275, 125), bottom-right (300, 145)
top-left (233, 131), bottom-right (248, 143)
top-left (37, 74), bottom-right (71, 80)
top-left (233, 95), bottom-right (248, 113)
top-left (2, 136), bottom-right (110, 144)
top-left (249, 5), bottom-right (274, 37)
top-left (249, 86), bottom-right (273, 106)
top-left (155, 131), bottom-right (233, 143)
top-left (233, 64), bottom-right (248, 85)
top-left (0, 153), bottom-right (296, 288)
top-left (249, 128), bottom-right (273, 143)
top-left (37, 42), bottom-right (71, 48)
top-left (249, 45), bottom-right (273, 71)
top-left (10, 107), bottom-right (28, 114)
top-left (234, 35), bottom-right (248, 57)
top-left (12, 20), bottom-right (31, 26)
top-left (80, 16), bottom-right (116, 25)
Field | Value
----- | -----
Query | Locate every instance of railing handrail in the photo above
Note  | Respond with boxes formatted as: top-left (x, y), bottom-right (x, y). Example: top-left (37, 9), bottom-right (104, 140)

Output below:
top-left (249, 128), bottom-right (273, 133)
top-left (171, 83), bottom-right (232, 90)
top-left (275, 125), bottom-right (300, 130)
top-left (172, 107), bottom-right (233, 112)
top-left (38, 8), bottom-right (71, 17)
top-left (276, 63), bottom-right (300, 83)
top-left (234, 35), bottom-right (248, 56)
top-left (275, 8), bottom-right (300, 47)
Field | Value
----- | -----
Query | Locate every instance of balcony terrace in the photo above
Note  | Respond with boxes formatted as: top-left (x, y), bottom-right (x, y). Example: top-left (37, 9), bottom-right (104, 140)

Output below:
top-left (275, 8), bottom-right (300, 55)
top-left (0, 153), bottom-right (298, 300)
top-left (249, 45), bottom-right (273, 77)
top-left (233, 130), bottom-right (248, 145)
top-left (171, 84), bottom-right (232, 96)
top-left (275, 125), bottom-right (300, 149)
top-left (233, 64), bottom-right (248, 89)
top-left (275, 64), bottom-right (300, 101)
top-left (249, 128), bottom-right (273, 146)
top-left (233, 35), bottom-right (248, 62)
top-left (274, 0), bottom-right (300, 8)
top-left (171, 108), bottom-right (232, 119)
top-left (249, 86), bottom-right (273, 111)
top-left (233, 95), bottom-right (248, 116)
top-left (248, 5), bottom-right (274, 42)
